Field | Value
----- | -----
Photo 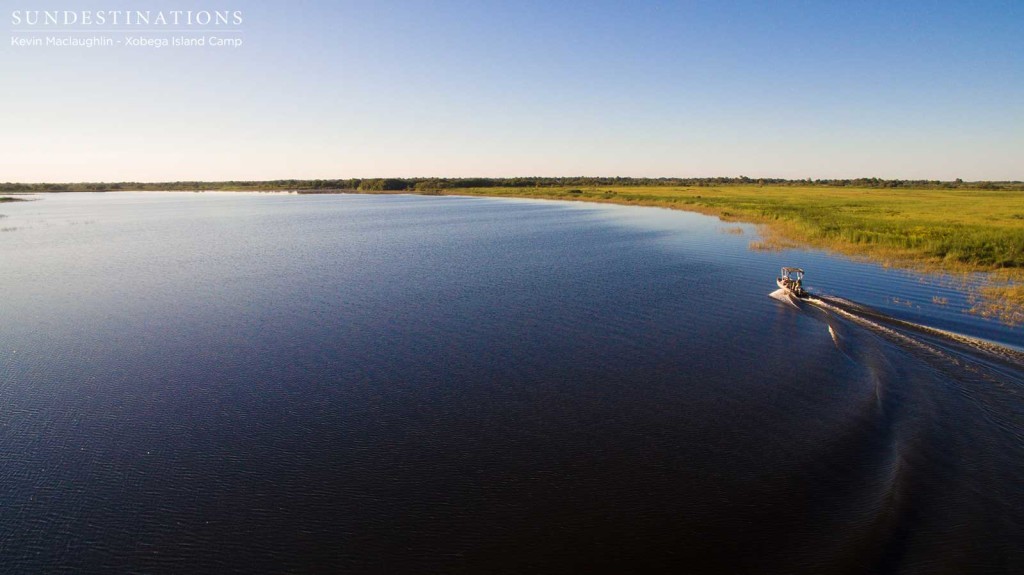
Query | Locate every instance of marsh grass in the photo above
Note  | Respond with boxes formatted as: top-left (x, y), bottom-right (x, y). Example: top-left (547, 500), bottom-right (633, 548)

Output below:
top-left (970, 273), bottom-right (1024, 326)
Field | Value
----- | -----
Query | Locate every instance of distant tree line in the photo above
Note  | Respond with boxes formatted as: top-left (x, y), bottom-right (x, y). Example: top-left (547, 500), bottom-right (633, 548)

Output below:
top-left (2, 177), bottom-right (1021, 193)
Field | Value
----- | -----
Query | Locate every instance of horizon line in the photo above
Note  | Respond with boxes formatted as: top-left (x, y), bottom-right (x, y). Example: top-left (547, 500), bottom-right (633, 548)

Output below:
top-left (5, 176), bottom-right (1023, 185)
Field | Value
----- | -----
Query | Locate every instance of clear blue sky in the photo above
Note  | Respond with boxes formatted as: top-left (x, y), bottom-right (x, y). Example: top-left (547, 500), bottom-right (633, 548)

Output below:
top-left (1, 0), bottom-right (1021, 181)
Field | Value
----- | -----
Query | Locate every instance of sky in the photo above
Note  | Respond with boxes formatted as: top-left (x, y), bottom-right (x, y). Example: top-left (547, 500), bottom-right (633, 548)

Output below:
top-left (1, 0), bottom-right (1021, 182)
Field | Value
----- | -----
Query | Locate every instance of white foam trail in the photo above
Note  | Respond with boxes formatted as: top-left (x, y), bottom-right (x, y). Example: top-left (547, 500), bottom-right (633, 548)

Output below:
top-left (806, 296), bottom-right (993, 376)
top-left (808, 295), bottom-right (1024, 364)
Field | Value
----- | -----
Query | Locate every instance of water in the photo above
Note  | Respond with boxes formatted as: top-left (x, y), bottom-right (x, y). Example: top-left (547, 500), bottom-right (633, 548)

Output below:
top-left (1, 192), bottom-right (1021, 573)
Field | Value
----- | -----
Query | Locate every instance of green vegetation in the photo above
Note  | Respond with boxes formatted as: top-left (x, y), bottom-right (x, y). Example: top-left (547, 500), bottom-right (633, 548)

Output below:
top-left (0, 196), bottom-right (28, 202)
top-left (4, 178), bottom-right (1022, 322)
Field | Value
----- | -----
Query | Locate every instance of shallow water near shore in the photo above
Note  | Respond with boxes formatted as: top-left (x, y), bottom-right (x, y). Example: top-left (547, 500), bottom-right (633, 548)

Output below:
top-left (1, 192), bottom-right (1022, 573)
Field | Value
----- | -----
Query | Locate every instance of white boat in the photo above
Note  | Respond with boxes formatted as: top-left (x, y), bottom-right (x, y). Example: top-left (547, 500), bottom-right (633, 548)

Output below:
top-left (776, 267), bottom-right (808, 298)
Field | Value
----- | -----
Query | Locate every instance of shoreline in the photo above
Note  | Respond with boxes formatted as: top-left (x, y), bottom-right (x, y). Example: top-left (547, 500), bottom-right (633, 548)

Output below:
top-left (344, 187), bottom-right (1024, 325)
top-left (10, 187), bottom-right (1023, 325)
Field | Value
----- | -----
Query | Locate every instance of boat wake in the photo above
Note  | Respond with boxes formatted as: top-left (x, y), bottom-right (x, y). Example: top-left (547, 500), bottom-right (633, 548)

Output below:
top-left (806, 293), bottom-right (1024, 372)
top-left (770, 285), bottom-right (1024, 371)
top-left (768, 285), bottom-right (1024, 572)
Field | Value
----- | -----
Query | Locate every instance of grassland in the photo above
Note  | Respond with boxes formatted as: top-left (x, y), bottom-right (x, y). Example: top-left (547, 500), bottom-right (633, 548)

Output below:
top-left (428, 185), bottom-right (1024, 324)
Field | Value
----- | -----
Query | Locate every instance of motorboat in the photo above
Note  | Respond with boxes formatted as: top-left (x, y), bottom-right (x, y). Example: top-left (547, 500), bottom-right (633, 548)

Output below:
top-left (776, 267), bottom-right (808, 298)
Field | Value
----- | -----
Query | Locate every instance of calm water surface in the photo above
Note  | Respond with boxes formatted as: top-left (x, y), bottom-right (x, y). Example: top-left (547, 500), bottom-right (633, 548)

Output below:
top-left (1, 193), bottom-right (1022, 573)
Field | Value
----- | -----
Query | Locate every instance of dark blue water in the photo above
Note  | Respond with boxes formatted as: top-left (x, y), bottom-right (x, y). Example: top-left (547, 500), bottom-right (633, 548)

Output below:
top-left (1, 193), bottom-right (1021, 573)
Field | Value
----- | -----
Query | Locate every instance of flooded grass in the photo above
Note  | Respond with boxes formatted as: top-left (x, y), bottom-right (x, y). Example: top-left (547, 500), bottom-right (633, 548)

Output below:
top-left (969, 275), bottom-right (1024, 326)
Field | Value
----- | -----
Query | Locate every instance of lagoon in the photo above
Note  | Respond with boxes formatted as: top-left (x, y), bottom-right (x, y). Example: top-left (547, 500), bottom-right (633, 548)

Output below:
top-left (0, 192), bottom-right (1021, 573)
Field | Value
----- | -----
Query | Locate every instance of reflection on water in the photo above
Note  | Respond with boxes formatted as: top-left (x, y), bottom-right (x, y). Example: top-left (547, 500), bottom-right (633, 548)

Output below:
top-left (0, 193), bottom-right (1021, 573)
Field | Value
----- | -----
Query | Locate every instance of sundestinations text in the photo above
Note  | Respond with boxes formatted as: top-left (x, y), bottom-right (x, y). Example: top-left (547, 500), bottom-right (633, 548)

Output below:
top-left (11, 10), bottom-right (243, 26)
